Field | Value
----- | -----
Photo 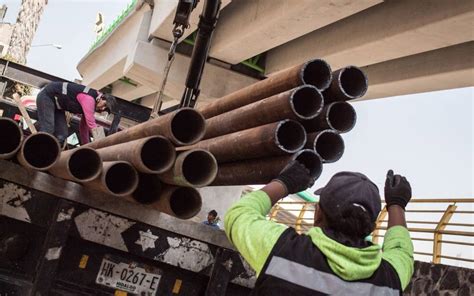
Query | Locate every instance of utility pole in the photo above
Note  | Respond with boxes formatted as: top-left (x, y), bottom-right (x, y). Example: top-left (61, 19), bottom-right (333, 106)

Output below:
top-left (8, 0), bottom-right (48, 64)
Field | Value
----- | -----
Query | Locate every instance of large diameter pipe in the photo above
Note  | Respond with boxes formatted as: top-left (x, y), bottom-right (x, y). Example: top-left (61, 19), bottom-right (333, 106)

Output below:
top-left (198, 59), bottom-right (332, 118)
top-left (204, 85), bottom-right (324, 139)
top-left (180, 120), bottom-right (307, 163)
top-left (323, 66), bottom-right (368, 102)
top-left (150, 186), bottom-right (202, 219)
top-left (86, 108), bottom-right (205, 148)
top-left (0, 117), bottom-right (23, 159)
top-left (159, 149), bottom-right (218, 188)
top-left (17, 132), bottom-right (60, 171)
top-left (96, 136), bottom-right (176, 174)
top-left (86, 161), bottom-right (139, 197)
top-left (306, 130), bottom-right (345, 163)
top-left (131, 173), bottom-right (162, 204)
top-left (211, 149), bottom-right (322, 186)
top-left (49, 147), bottom-right (102, 182)
top-left (301, 101), bottom-right (357, 134)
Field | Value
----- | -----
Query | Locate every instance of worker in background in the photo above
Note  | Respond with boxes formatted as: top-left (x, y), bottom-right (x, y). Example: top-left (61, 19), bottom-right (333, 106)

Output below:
top-left (225, 163), bottom-right (414, 295)
top-left (203, 210), bottom-right (220, 229)
top-left (36, 81), bottom-right (117, 146)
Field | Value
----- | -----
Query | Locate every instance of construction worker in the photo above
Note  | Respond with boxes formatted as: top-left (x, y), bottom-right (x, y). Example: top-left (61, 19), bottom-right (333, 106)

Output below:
top-left (203, 210), bottom-right (220, 229)
top-left (36, 81), bottom-right (117, 145)
top-left (225, 164), bottom-right (414, 295)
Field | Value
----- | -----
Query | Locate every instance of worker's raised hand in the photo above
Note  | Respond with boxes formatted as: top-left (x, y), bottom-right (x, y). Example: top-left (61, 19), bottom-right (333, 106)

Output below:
top-left (384, 169), bottom-right (412, 210)
top-left (274, 160), bottom-right (314, 195)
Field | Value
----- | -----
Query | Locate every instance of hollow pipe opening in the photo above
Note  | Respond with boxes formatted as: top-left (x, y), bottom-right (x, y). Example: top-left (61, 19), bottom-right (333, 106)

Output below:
top-left (141, 137), bottom-right (176, 173)
top-left (171, 108), bottom-right (206, 145)
top-left (105, 162), bottom-right (138, 195)
top-left (294, 149), bottom-right (323, 181)
top-left (327, 102), bottom-right (357, 133)
top-left (169, 187), bottom-right (202, 219)
top-left (276, 120), bottom-right (306, 153)
top-left (338, 66), bottom-right (368, 99)
top-left (132, 174), bottom-right (162, 204)
top-left (0, 118), bottom-right (22, 158)
top-left (313, 131), bottom-right (345, 163)
top-left (182, 150), bottom-right (218, 187)
top-left (68, 148), bottom-right (102, 181)
top-left (291, 86), bottom-right (324, 120)
top-left (22, 133), bottom-right (60, 170)
top-left (302, 59), bottom-right (332, 91)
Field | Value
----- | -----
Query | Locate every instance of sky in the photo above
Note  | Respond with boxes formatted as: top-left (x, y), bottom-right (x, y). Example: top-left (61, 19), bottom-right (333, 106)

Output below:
top-left (2, 0), bottom-right (473, 264)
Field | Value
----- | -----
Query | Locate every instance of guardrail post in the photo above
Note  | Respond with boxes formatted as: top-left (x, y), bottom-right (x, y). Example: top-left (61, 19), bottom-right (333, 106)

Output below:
top-left (372, 206), bottom-right (387, 244)
top-left (432, 204), bottom-right (457, 264)
top-left (295, 204), bottom-right (310, 233)
top-left (269, 204), bottom-right (280, 221)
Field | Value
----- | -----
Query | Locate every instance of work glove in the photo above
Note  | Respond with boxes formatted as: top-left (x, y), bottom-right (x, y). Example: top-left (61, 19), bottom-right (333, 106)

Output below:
top-left (273, 160), bottom-right (314, 195)
top-left (384, 169), bottom-right (412, 209)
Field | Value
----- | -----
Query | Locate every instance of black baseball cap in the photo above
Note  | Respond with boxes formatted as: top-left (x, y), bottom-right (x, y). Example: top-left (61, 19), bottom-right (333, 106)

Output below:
top-left (314, 172), bottom-right (381, 222)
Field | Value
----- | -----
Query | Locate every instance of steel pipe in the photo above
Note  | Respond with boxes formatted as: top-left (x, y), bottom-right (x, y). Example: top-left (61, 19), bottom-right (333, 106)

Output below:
top-left (17, 132), bottom-right (60, 171)
top-left (323, 66), bottom-right (368, 102)
top-left (86, 161), bottom-right (139, 197)
top-left (204, 85), bottom-right (324, 139)
top-left (159, 149), bottom-right (218, 187)
top-left (181, 120), bottom-right (306, 163)
top-left (131, 173), bottom-right (163, 204)
top-left (306, 130), bottom-right (345, 163)
top-left (150, 186), bottom-right (202, 219)
top-left (0, 117), bottom-right (23, 159)
top-left (96, 136), bottom-right (176, 174)
top-left (86, 108), bottom-right (205, 148)
top-left (198, 59), bottom-right (332, 118)
top-left (49, 147), bottom-right (102, 182)
top-left (211, 149), bottom-right (322, 186)
top-left (301, 101), bottom-right (357, 134)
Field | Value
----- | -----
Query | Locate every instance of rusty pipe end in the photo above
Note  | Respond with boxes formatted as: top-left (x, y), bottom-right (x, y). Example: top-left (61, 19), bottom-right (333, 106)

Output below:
top-left (170, 108), bottom-right (206, 146)
top-left (275, 120), bottom-right (307, 153)
top-left (140, 136), bottom-right (176, 173)
top-left (103, 161), bottom-right (139, 196)
top-left (300, 59), bottom-right (333, 91)
top-left (180, 149), bottom-right (218, 187)
top-left (293, 149), bottom-right (323, 181)
top-left (327, 102), bottom-right (357, 133)
top-left (132, 173), bottom-right (162, 204)
top-left (311, 130), bottom-right (345, 163)
top-left (336, 66), bottom-right (368, 100)
top-left (0, 117), bottom-right (23, 159)
top-left (290, 85), bottom-right (324, 120)
top-left (67, 148), bottom-right (102, 182)
top-left (18, 132), bottom-right (60, 171)
top-left (168, 187), bottom-right (202, 219)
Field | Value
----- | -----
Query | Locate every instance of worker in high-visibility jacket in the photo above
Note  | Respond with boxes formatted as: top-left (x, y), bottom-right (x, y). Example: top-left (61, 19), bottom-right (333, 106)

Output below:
top-left (225, 165), bottom-right (414, 295)
top-left (36, 81), bottom-right (116, 145)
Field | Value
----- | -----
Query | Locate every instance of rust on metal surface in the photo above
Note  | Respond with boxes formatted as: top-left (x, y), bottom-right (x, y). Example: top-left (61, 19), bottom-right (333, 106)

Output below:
top-left (302, 101), bottom-right (356, 134)
top-left (49, 147), bottom-right (102, 182)
top-left (181, 120), bottom-right (307, 163)
top-left (159, 149), bottom-right (218, 187)
top-left (17, 132), bottom-right (60, 171)
top-left (323, 66), bottom-right (368, 102)
top-left (96, 136), bottom-right (176, 174)
top-left (149, 186), bottom-right (202, 219)
top-left (86, 108), bottom-right (205, 148)
top-left (306, 130), bottom-right (345, 163)
top-left (198, 59), bottom-right (332, 119)
top-left (204, 85), bottom-right (324, 139)
top-left (0, 117), bottom-right (23, 159)
top-left (212, 149), bottom-right (322, 186)
top-left (86, 161), bottom-right (138, 197)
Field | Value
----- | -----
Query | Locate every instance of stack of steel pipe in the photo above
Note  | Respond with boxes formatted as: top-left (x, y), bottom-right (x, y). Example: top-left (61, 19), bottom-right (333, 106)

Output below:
top-left (186, 59), bottom-right (367, 186)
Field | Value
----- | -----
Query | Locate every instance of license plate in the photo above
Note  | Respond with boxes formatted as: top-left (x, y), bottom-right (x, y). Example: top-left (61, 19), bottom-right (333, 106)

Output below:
top-left (96, 256), bottom-right (162, 295)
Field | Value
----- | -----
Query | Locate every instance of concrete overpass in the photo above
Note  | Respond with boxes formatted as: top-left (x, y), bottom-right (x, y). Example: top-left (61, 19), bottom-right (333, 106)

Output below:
top-left (77, 0), bottom-right (474, 108)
